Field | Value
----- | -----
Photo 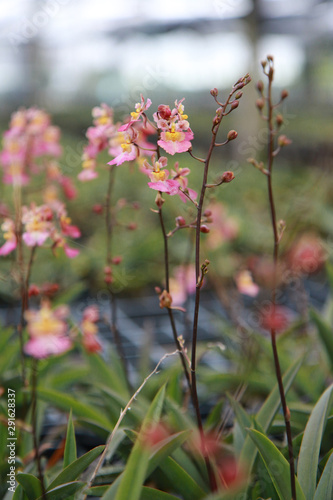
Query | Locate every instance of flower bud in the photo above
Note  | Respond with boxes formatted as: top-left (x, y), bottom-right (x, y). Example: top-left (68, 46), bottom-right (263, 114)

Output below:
top-left (276, 114), bottom-right (283, 126)
top-left (235, 81), bottom-right (245, 90)
top-left (157, 104), bottom-right (172, 120)
top-left (104, 275), bottom-right (113, 284)
top-left (203, 209), bottom-right (212, 217)
top-left (176, 216), bottom-right (186, 227)
top-left (256, 80), bottom-right (264, 93)
top-left (92, 204), bottom-right (103, 215)
top-left (281, 89), bottom-right (289, 100)
top-left (221, 171), bottom-right (235, 183)
top-left (230, 100), bottom-right (239, 110)
top-left (200, 225), bottom-right (210, 233)
top-left (155, 192), bottom-right (165, 208)
top-left (267, 54), bottom-right (274, 62)
top-left (159, 289), bottom-right (172, 309)
top-left (278, 135), bottom-right (292, 147)
top-left (28, 284), bottom-right (40, 297)
top-left (132, 201), bottom-right (141, 210)
top-left (235, 91), bottom-right (243, 100)
top-left (256, 98), bottom-right (265, 110)
top-left (127, 222), bottom-right (137, 230)
top-left (227, 130), bottom-right (238, 141)
top-left (104, 266), bottom-right (112, 275)
top-left (112, 256), bottom-right (122, 265)
top-left (210, 88), bottom-right (218, 97)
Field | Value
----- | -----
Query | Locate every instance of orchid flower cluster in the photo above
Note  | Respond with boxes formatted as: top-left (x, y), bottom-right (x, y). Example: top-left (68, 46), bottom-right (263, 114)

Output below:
top-left (0, 202), bottom-right (80, 258)
top-left (0, 107), bottom-right (75, 199)
top-left (78, 96), bottom-right (197, 203)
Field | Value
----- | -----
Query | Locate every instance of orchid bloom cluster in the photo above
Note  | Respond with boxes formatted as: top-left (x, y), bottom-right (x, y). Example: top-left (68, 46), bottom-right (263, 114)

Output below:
top-left (0, 202), bottom-right (80, 258)
top-left (24, 300), bottom-right (72, 359)
top-left (0, 108), bottom-right (74, 198)
top-left (79, 95), bottom-right (197, 203)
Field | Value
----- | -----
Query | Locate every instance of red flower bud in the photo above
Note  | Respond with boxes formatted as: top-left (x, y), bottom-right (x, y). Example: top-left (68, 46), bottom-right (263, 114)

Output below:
top-left (278, 135), bottom-right (292, 147)
top-left (203, 209), bottom-right (212, 217)
top-left (104, 275), bottom-right (113, 284)
top-left (200, 225), bottom-right (210, 233)
top-left (104, 266), bottom-right (112, 275)
top-left (128, 222), bottom-right (137, 230)
top-left (230, 100), bottom-right (239, 110)
top-left (176, 216), bottom-right (186, 227)
top-left (222, 171), bottom-right (235, 183)
top-left (157, 104), bottom-right (172, 120)
top-left (276, 114), bottom-right (284, 126)
top-left (112, 256), bottom-right (122, 265)
top-left (92, 204), bottom-right (103, 215)
top-left (28, 284), bottom-right (40, 297)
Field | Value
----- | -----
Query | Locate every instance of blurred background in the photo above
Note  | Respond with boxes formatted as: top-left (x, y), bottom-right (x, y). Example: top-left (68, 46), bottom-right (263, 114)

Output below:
top-left (0, 0), bottom-right (333, 297)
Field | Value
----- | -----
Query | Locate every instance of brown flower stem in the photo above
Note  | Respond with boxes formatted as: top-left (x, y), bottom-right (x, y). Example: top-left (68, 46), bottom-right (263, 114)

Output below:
top-left (31, 359), bottom-right (46, 499)
top-left (105, 166), bottom-right (131, 390)
top-left (266, 67), bottom-right (296, 500)
top-left (158, 205), bottom-right (191, 390)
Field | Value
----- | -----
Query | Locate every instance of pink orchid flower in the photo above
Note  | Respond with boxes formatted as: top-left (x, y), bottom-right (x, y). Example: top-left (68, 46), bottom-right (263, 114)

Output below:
top-left (118, 95), bottom-right (152, 132)
top-left (0, 219), bottom-right (17, 256)
top-left (154, 99), bottom-right (194, 155)
top-left (142, 157), bottom-right (180, 195)
top-left (24, 300), bottom-right (72, 359)
top-left (22, 204), bottom-right (53, 247)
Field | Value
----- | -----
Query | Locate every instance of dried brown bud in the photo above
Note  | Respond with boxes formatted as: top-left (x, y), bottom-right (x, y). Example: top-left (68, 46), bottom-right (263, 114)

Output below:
top-left (230, 100), bottom-right (239, 110)
top-left (256, 80), bottom-right (264, 93)
top-left (227, 130), bottom-right (238, 141)
top-left (210, 88), bottom-right (218, 97)
top-left (221, 171), bottom-right (235, 183)
top-left (281, 89), bottom-right (289, 100)
top-left (155, 192), bottom-right (165, 208)
top-left (175, 216), bottom-right (186, 227)
top-left (261, 60), bottom-right (267, 69)
top-left (267, 55), bottom-right (274, 62)
top-left (256, 98), bottom-right (265, 110)
top-left (278, 135), bottom-right (292, 147)
top-left (159, 289), bottom-right (172, 309)
top-left (276, 114), bottom-right (284, 126)
top-left (200, 225), bottom-right (210, 234)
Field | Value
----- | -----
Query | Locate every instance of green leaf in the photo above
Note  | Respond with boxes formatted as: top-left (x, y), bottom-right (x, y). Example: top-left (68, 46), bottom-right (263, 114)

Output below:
top-left (157, 457), bottom-right (206, 500)
top-left (203, 485), bottom-right (247, 500)
top-left (12, 484), bottom-right (26, 500)
top-left (16, 473), bottom-right (43, 500)
top-left (139, 486), bottom-right (181, 499)
top-left (37, 387), bottom-right (112, 430)
top-left (87, 352), bottom-right (130, 397)
top-left (226, 392), bottom-right (252, 455)
top-left (240, 356), bottom-right (303, 477)
top-left (314, 450), bottom-right (333, 500)
top-left (38, 481), bottom-right (85, 499)
top-left (102, 385), bottom-right (166, 500)
top-left (310, 309), bottom-right (333, 370)
top-left (63, 410), bottom-right (77, 468)
top-left (248, 429), bottom-right (306, 500)
top-left (298, 383), bottom-right (333, 500)
top-left (47, 445), bottom-right (104, 490)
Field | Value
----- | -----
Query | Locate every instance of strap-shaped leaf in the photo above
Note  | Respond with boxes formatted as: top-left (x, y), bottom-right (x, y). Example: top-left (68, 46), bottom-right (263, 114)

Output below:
top-left (38, 481), bottom-right (85, 500)
top-left (63, 409), bottom-right (77, 468)
top-left (16, 473), bottom-right (43, 500)
top-left (298, 383), bottom-right (333, 500)
top-left (47, 445), bottom-right (104, 490)
top-left (102, 385), bottom-right (166, 500)
top-left (240, 356), bottom-right (303, 476)
top-left (37, 387), bottom-right (112, 430)
top-left (310, 309), bottom-right (333, 370)
top-left (248, 429), bottom-right (306, 500)
top-left (314, 450), bottom-right (333, 500)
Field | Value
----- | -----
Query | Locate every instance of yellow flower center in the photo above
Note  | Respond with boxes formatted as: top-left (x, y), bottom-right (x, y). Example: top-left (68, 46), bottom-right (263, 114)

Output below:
top-left (33, 308), bottom-right (62, 336)
top-left (96, 114), bottom-right (109, 126)
top-left (82, 158), bottom-right (95, 169)
top-left (165, 124), bottom-right (182, 142)
top-left (121, 140), bottom-right (132, 153)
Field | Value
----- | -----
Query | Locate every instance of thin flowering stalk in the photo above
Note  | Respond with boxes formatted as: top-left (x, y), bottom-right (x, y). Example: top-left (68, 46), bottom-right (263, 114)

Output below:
top-left (31, 359), bottom-right (46, 499)
top-left (189, 77), bottom-right (251, 492)
top-left (105, 165), bottom-right (131, 389)
top-left (158, 203), bottom-right (191, 390)
top-left (252, 56), bottom-right (296, 500)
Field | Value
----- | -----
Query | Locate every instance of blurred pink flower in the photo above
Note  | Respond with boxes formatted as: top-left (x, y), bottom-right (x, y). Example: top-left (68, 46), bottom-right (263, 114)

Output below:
top-left (235, 270), bottom-right (259, 297)
top-left (118, 95), bottom-right (152, 132)
top-left (205, 202), bottom-right (238, 250)
top-left (24, 300), bottom-right (72, 359)
top-left (170, 265), bottom-right (196, 305)
top-left (287, 234), bottom-right (326, 274)
top-left (0, 219), bottom-right (17, 255)
top-left (22, 204), bottom-right (53, 247)
top-left (81, 305), bottom-right (102, 353)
